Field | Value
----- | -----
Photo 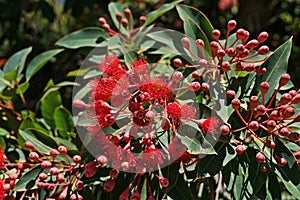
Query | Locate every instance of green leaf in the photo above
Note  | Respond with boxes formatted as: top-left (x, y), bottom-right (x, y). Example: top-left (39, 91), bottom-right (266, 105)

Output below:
top-left (14, 165), bottom-right (43, 191)
top-left (55, 28), bottom-right (109, 49)
top-left (108, 2), bottom-right (127, 33)
top-left (0, 136), bottom-right (6, 150)
top-left (41, 90), bottom-right (62, 128)
top-left (25, 49), bottom-right (64, 81)
top-left (176, 4), bottom-right (214, 55)
top-left (162, 163), bottom-right (195, 200)
top-left (19, 130), bottom-right (52, 154)
top-left (268, 173), bottom-right (282, 200)
top-left (0, 128), bottom-right (10, 138)
top-left (251, 37), bottom-right (292, 103)
top-left (142, 0), bottom-right (183, 28)
top-left (53, 106), bottom-right (74, 138)
top-left (3, 47), bottom-right (32, 79)
top-left (16, 82), bottom-right (30, 95)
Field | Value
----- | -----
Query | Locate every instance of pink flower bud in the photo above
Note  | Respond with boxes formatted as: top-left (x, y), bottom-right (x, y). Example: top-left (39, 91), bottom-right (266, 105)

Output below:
top-left (245, 39), bottom-right (259, 49)
top-left (196, 39), bottom-right (204, 49)
top-left (245, 64), bottom-right (255, 72)
top-left (210, 41), bottom-right (219, 52)
top-left (159, 177), bottom-right (169, 187)
top-left (38, 172), bottom-right (48, 180)
top-left (265, 140), bottom-right (276, 148)
top-left (192, 71), bottom-right (201, 79)
top-left (267, 120), bottom-right (276, 131)
top-left (121, 161), bottom-right (130, 171)
top-left (103, 179), bottom-right (115, 192)
top-left (84, 161), bottom-right (98, 178)
top-left (41, 161), bottom-right (52, 169)
top-left (280, 93), bottom-right (292, 105)
top-left (256, 105), bottom-right (266, 115)
top-left (58, 145), bottom-right (67, 155)
top-left (275, 156), bottom-right (287, 167)
top-left (130, 190), bottom-right (140, 200)
top-left (236, 44), bottom-right (245, 54)
top-left (256, 67), bottom-right (267, 75)
top-left (181, 37), bottom-right (190, 49)
top-left (102, 23), bottom-right (111, 32)
top-left (124, 8), bottom-right (131, 20)
top-left (231, 98), bottom-right (241, 110)
top-left (279, 73), bottom-right (290, 87)
top-left (217, 49), bottom-right (226, 57)
top-left (24, 141), bottom-right (35, 149)
top-left (98, 17), bottom-right (106, 25)
top-left (250, 96), bottom-right (259, 108)
top-left (201, 82), bottom-right (209, 91)
top-left (72, 155), bottom-right (81, 164)
top-left (119, 188), bottom-right (130, 200)
top-left (221, 61), bottom-right (231, 72)
top-left (220, 125), bottom-right (230, 135)
top-left (56, 174), bottom-right (65, 182)
top-left (256, 152), bottom-right (265, 163)
top-left (212, 29), bottom-right (221, 40)
top-left (73, 99), bottom-right (88, 108)
top-left (189, 82), bottom-right (201, 91)
top-left (226, 47), bottom-right (235, 57)
top-left (236, 145), bottom-right (244, 155)
top-left (227, 20), bottom-right (237, 31)
top-left (58, 186), bottom-right (68, 200)
top-left (172, 71), bottom-right (183, 82)
top-left (226, 90), bottom-right (236, 98)
top-left (173, 58), bottom-right (184, 67)
top-left (249, 121), bottom-right (259, 131)
top-left (258, 31), bottom-right (269, 43)
top-left (291, 94), bottom-right (300, 104)
top-left (29, 152), bottom-right (39, 161)
top-left (97, 155), bottom-right (108, 165)
top-left (279, 127), bottom-right (290, 136)
top-left (139, 16), bottom-right (146, 26)
top-left (121, 18), bottom-right (128, 27)
top-left (260, 82), bottom-right (269, 95)
top-left (76, 180), bottom-right (84, 191)
top-left (258, 45), bottom-right (269, 55)
top-left (50, 149), bottom-right (59, 159)
top-left (50, 167), bottom-right (60, 175)
top-left (116, 12), bottom-right (122, 22)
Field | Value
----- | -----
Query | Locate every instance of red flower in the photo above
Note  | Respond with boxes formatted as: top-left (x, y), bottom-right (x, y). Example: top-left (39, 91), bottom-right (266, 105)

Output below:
top-left (166, 102), bottom-right (181, 119)
top-left (98, 55), bottom-right (126, 80)
top-left (181, 105), bottom-right (196, 120)
top-left (202, 117), bottom-right (219, 134)
top-left (138, 80), bottom-right (174, 101)
top-left (0, 180), bottom-right (4, 200)
top-left (0, 148), bottom-right (4, 169)
top-left (94, 100), bottom-right (115, 128)
top-left (131, 57), bottom-right (148, 75)
top-left (92, 78), bottom-right (117, 102)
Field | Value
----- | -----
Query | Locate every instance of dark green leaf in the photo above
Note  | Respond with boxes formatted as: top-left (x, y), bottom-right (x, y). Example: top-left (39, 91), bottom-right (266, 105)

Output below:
top-left (268, 173), bottom-right (282, 200)
top-left (176, 4), bottom-right (214, 54)
top-left (53, 106), bottom-right (74, 138)
top-left (41, 90), bottom-right (62, 128)
top-left (142, 0), bottom-right (183, 27)
top-left (26, 49), bottom-right (64, 81)
top-left (251, 37), bottom-right (292, 103)
top-left (19, 130), bottom-right (52, 155)
top-left (14, 165), bottom-right (43, 191)
top-left (55, 28), bottom-right (109, 49)
top-left (3, 47), bottom-right (32, 79)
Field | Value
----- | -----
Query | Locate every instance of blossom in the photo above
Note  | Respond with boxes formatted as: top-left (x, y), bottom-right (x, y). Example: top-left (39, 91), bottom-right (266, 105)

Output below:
top-left (0, 148), bottom-right (4, 169)
top-left (0, 180), bottom-right (4, 200)
top-left (98, 55), bottom-right (126, 80)
top-left (202, 117), bottom-right (220, 134)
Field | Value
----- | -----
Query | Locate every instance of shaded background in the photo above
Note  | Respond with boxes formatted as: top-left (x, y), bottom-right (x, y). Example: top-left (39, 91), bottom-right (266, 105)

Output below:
top-left (1, 0), bottom-right (299, 109)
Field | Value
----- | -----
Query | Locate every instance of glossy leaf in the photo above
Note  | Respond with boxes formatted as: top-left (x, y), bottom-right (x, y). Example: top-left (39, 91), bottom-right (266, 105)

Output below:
top-left (55, 28), bottom-right (109, 49)
top-left (176, 4), bottom-right (214, 54)
top-left (108, 2), bottom-right (127, 32)
top-left (19, 130), bottom-right (52, 154)
top-left (53, 106), bottom-right (74, 138)
top-left (251, 37), bottom-right (292, 103)
top-left (142, 0), bottom-right (183, 28)
top-left (25, 49), bottom-right (64, 81)
top-left (3, 47), bottom-right (32, 79)
top-left (41, 90), bottom-right (62, 128)
top-left (14, 165), bottom-right (42, 191)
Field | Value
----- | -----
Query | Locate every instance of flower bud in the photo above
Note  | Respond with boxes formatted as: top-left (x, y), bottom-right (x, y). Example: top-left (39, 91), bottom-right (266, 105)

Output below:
top-left (245, 39), bottom-right (259, 49)
top-left (196, 39), bottom-right (204, 49)
top-left (201, 82), bottom-right (209, 91)
top-left (72, 155), bottom-right (81, 164)
top-left (210, 41), bottom-right (219, 52)
top-left (270, 110), bottom-right (279, 120)
top-left (124, 8), bottom-right (131, 20)
top-left (265, 140), bottom-right (276, 149)
top-left (275, 156), bottom-right (287, 167)
top-left (121, 18), bottom-right (128, 28)
top-left (260, 82), bottom-right (269, 94)
top-left (39, 172), bottom-right (48, 180)
top-left (181, 37), bottom-right (190, 49)
top-left (220, 125), bottom-right (230, 135)
top-left (189, 82), bottom-right (201, 91)
top-left (159, 177), bottom-right (169, 187)
top-left (58, 145), bottom-right (67, 155)
top-left (73, 99), bottom-right (88, 108)
top-left (41, 161), bottom-right (52, 169)
top-left (288, 132), bottom-right (300, 141)
top-left (226, 90), bottom-right (236, 99)
top-left (258, 31), bottom-right (269, 43)
top-left (293, 112), bottom-right (300, 123)
top-left (50, 167), bottom-right (60, 175)
top-left (109, 168), bottom-right (119, 179)
top-left (130, 190), bottom-right (140, 200)
top-left (173, 58), bottom-right (184, 67)
top-left (249, 121), bottom-right (259, 131)
top-left (192, 71), bottom-right (201, 79)
top-left (24, 141), bottom-right (35, 149)
top-left (76, 180), bottom-right (84, 191)
top-left (256, 152), bottom-right (265, 163)
top-left (121, 161), bottom-right (130, 171)
top-left (116, 12), bottom-right (122, 22)
top-left (98, 17), bottom-right (106, 25)
top-left (291, 94), bottom-right (300, 104)
top-left (256, 105), bottom-right (266, 115)
top-left (226, 47), bottom-right (235, 57)
top-left (58, 186), bottom-right (68, 200)
top-left (267, 120), bottom-right (276, 131)
top-left (256, 67), bottom-right (267, 75)
top-left (56, 174), bottom-right (65, 182)
top-left (221, 61), bottom-right (231, 72)
top-left (29, 152), bottom-right (39, 161)
top-left (84, 161), bottom-right (98, 178)
top-left (50, 149), bottom-right (59, 159)
top-left (236, 44), bottom-right (245, 55)
top-left (280, 93), bottom-right (292, 105)
top-left (260, 163), bottom-right (269, 172)
top-left (258, 45), bottom-right (269, 55)
top-left (245, 64), bottom-right (255, 72)
top-left (217, 49), bottom-right (226, 57)
top-left (231, 98), bottom-right (241, 110)
top-left (212, 29), bottom-right (221, 40)
top-left (236, 145), bottom-right (244, 155)
top-left (279, 73), bottom-right (290, 87)
top-left (97, 155), bottom-right (108, 165)
top-left (139, 16), bottom-right (146, 26)
top-left (227, 20), bottom-right (237, 31)
top-left (172, 71), bottom-right (183, 82)
top-left (119, 188), bottom-right (130, 200)
top-left (103, 179), bottom-right (116, 192)
top-left (250, 96), bottom-right (259, 108)
top-left (279, 127), bottom-right (290, 136)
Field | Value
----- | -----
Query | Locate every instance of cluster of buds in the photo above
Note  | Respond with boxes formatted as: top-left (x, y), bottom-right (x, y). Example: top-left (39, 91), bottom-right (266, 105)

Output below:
top-left (174, 20), bottom-right (270, 83)
top-left (98, 7), bottom-right (147, 36)
top-left (18, 143), bottom-right (83, 200)
top-left (228, 74), bottom-right (300, 168)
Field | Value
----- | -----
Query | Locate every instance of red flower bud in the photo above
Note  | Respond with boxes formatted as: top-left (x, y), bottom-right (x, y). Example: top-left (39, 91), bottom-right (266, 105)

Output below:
top-left (24, 141), bottom-right (35, 149)
top-left (159, 177), bottom-right (169, 187)
top-left (226, 47), bottom-right (235, 57)
top-left (130, 190), bottom-right (140, 200)
top-left (256, 152), bottom-right (265, 163)
top-left (291, 94), bottom-right (300, 104)
top-left (236, 145), bottom-right (245, 155)
top-left (50, 167), bottom-right (60, 175)
top-left (50, 149), bottom-right (59, 159)
top-left (221, 61), bottom-right (231, 72)
top-left (267, 120), bottom-right (276, 131)
top-left (220, 125), bottom-right (230, 135)
top-left (249, 121), bottom-right (259, 131)
top-left (280, 93), bottom-right (292, 105)
top-left (116, 12), bottom-right (122, 22)
top-left (58, 145), bottom-right (67, 155)
top-left (103, 179), bottom-right (116, 192)
top-left (119, 188), bottom-right (130, 200)
top-left (227, 20), bottom-right (237, 31)
top-left (276, 156), bottom-right (287, 167)
top-left (39, 172), bottom-right (48, 180)
top-left (245, 39), bottom-right (259, 49)
top-left (29, 152), bottom-right (39, 161)
top-left (192, 71), bottom-right (201, 79)
top-left (217, 49), bottom-right (226, 57)
top-left (181, 37), bottom-right (190, 49)
top-left (279, 73), bottom-right (290, 87)
top-left (256, 105), bottom-right (266, 115)
top-left (76, 180), bottom-right (84, 191)
top-left (196, 39), bottom-right (205, 49)
top-left (260, 82), bottom-right (269, 95)
top-left (41, 161), bottom-right (52, 169)
top-left (258, 45), bottom-right (269, 55)
top-left (173, 58), bottom-right (184, 67)
top-left (84, 161), bottom-right (98, 178)
top-left (201, 83), bottom-right (209, 91)
top-left (98, 17), bottom-right (106, 25)
top-left (257, 31), bottom-right (269, 43)
top-left (231, 98), bottom-right (241, 110)
top-left (226, 90), bottom-right (236, 98)
top-left (189, 82), bottom-right (201, 91)
top-left (265, 140), bottom-right (276, 149)
top-left (279, 127), bottom-right (290, 136)
top-left (250, 96), bottom-right (259, 108)
top-left (56, 174), bottom-right (65, 182)
top-left (72, 155), bottom-right (81, 164)
top-left (236, 44), bottom-right (245, 54)
top-left (212, 29), bottom-right (221, 40)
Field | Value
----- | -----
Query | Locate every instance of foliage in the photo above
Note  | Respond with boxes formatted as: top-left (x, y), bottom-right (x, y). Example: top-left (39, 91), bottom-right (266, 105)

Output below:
top-left (0, 1), bottom-right (299, 200)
